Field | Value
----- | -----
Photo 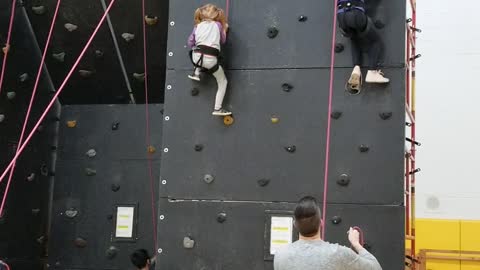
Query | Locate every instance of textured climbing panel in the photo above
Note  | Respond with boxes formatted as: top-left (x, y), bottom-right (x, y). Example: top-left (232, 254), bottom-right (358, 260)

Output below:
top-left (156, 199), bottom-right (404, 270)
top-left (167, 0), bottom-right (406, 70)
top-left (48, 105), bottom-right (162, 269)
top-left (160, 69), bottom-right (405, 204)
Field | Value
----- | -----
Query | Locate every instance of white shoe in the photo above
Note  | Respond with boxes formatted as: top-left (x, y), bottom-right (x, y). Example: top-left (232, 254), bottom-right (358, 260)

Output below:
top-left (212, 108), bottom-right (232, 116)
top-left (365, 70), bottom-right (390, 84)
top-left (188, 74), bottom-right (200, 81)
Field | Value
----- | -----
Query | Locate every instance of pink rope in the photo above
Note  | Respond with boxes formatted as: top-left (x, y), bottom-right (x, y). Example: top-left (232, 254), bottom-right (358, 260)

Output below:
top-left (0, 260), bottom-right (10, 270)
top-left (0, 0), bottom-right (18, 96)
top-left (225, 0), bottom-right (230, 19)
top-left (321, 0), bottom-right (339, 240)
top-left (142, 0), bottom-right (158, 251)
top-left (0, 0), bottom-right (62, 216)
top-left (0, 0), bottom-right (117, 187)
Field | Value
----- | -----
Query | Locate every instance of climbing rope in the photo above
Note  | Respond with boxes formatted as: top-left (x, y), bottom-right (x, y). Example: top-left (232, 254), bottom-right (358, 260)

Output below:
top-left (225, 0), bottom-right (230, 19)
top-left (0, 0), bottom-right (62, 217)
top-left (0, 260), bottom-right (10, 270)
top-left (0, 0), bottom-right (117, 189)
top-left (141, 0), bottom-right (158, 252)
top-left (321, 0), bottom-right (340, 240)
top-left (0, 0), bottom-right (18, 96)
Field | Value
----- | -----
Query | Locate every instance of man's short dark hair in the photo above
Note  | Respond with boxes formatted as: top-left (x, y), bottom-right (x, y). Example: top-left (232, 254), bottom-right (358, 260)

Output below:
top-left (294, 196), bottom-right (321, 237)
top-left (130, 249), bottom-right (150, 269)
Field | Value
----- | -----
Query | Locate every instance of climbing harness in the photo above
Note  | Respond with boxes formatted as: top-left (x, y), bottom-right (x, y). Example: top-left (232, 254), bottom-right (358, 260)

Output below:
top-left (0, 0), bottom-right (17, 96)
top-left (337, 0), bottom-right (365, 14)
top-left (189, 45), bottom-right (221, 74)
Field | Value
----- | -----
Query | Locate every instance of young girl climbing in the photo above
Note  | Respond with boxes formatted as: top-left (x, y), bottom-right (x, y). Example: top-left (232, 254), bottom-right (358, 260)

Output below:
top-left (187, 4), bottom-right (231, 116)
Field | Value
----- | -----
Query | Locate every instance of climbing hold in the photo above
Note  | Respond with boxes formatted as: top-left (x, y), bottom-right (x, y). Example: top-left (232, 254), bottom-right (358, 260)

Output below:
top-left (271, 116), bottom-right (279, 124)
top-left (285, 145), bottom-right (296, 153)
top-left (267, 27), bottom-right (279, 38)
top-left (54, 262), bottom-right (61, 267)
top-left (51, 145), bottom-right (57, 151)
top-left (86, 149), bottom-right (97, 158)
top-left (85, 168), bottom-right (97, 176)
top-left (337, 174), bottom-right (350, 186)
top-left (121, 33), bottom-right (135, 42)
top-left (194, 144), bottom-right (203, 152)
top-left (217, 212), bottom-right (227, 223)
top-left (19, 73), bottom-right (29, 82)
top-left (6, 92), bottom-right (16, 100)
top-left (2, 44), bottom-right (10, 55)
top-left (147, 145), bottom-right (156, 154)
top-left (331, 111), bottom-right (342, 119)
top-left (335, 43), bottom-right (344, 53)
top-left (183, 236), bottom-right (195, 249)
top-left (31, 208), bottom-right (40, 215)
top-left (282, 83), bottom-right (293, 92)
top-left (95, 50), bottom-right (104, 58)
top-left (65, 208), bottom-right (78, 218)
top-left (133, 73), bottom-right (145, 82)
top-left (111, 184), bottom-right (120, 192)
top-left (106, 246), bottom-right (118, 259)
top-left (37, 125), bottom-right (44, 131)
top-left (359, 144), bottom-right (369, 153)
top-left (40, 164), bottom-right (48, 176)
top-left (298, 15), bottom-right (308, 22)
top-left (52, 52), bottom-right (66, 62)
top-left (52, 116), bottom-right (61, 122)
top-left (74, 237), bottom-right (87, 248)
top-left (191, 88), bottom-right (199, 96)
top-left (66, 120), bottom-right (77, 128)
top-left (331, 216), bottom-right (342, 225)
top-left (79, 70), bottom-right (94, 77)
top-left (0, 115), bottom-right (4, 123)
top-left (107, 214), bottom-right (113, 220)
top-left (64, 23), bottom-right (78, 32)
top-left (379, 112), bottom-right (392, 120)
top-left (145, 15), bottom-right (158, 26)
top-left (37, 235), bottom-right (46, 244)
top-left (203, 174), bottom-right (214, 184)
top-left (27, 173), bottom-right (35, 182)
top-left (111, 122), bottom-right (119, 130)
top-left (32, 5), bottom-right (46, 15)
top-left (223, 115), bottom-right (234, 126)
top-left (374, 20), bottom-right (385, 29)
top-left (257, 178), bottom-right (270, 187)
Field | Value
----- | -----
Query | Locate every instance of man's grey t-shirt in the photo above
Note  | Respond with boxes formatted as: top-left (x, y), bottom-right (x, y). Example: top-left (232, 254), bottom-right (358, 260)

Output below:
top-left (274, 240), bottom-right (382, 270)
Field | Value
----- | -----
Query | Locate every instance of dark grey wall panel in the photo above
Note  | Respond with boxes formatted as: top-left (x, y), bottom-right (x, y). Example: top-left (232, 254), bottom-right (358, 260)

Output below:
top-left (156, 200), bottom-right (404, 270)
top-left (167, 0), bottom-right (406, 70)
top-left (160, 69), bottom-right (405, 204)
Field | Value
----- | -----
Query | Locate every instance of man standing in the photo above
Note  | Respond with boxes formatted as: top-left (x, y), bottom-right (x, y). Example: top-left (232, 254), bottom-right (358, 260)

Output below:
top-left (274, 196), bottom-right (382, 270)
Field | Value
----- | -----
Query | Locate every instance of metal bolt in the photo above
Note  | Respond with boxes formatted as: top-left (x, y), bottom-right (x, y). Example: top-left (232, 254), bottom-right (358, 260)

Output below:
top-left (159, 215), bottom-right (165, 220)
top-left (167, 85), bottom-right (172, 90)
top-left (158, 248), bottom-right (163, 254)
top-left (165, 116), bottom-right (170, 121)
top-left (161, 180), bottom-right (167, 185)
top-left (168, 52), bottom-right (173, 56)
top-left (163, 148), bottom-right (169, 153)
top-left (170, 21), bottom-right (175, 26)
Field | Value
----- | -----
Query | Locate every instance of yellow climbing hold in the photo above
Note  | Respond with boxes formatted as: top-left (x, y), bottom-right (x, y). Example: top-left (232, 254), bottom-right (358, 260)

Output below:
top-left (271, 116), bottom-right (279, 124)
top-left (223, 115), bottom-right (234, 126)
top-left (66, 120), bottom-right (77, 128)
top-left (147, 145), bottom-right (156, 153)
top-left (145, 16), bottom-right (159, 26)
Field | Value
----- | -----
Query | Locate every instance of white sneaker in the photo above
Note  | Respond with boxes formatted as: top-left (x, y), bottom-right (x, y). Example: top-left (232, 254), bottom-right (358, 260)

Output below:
top-left (188, 74), bottom-right (200, 81)
top-left (212, 108), bottom-right (232, 116)
top-left (365, 70), bottom-right (390, 84)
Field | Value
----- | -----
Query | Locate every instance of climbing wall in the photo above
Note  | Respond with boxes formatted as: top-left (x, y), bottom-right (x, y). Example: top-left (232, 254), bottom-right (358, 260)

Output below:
top-left (0, 3), bottom-right (60, 269)
top-left (158, 0), bottom-right (406, 269)
top-left (47, 104), bottom-right (162, 269)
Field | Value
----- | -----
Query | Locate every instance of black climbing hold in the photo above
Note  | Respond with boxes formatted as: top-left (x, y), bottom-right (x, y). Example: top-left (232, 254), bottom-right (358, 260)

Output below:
top-left (111, 184), bottom-right (120, 192)
top-left (40, 164), bottom-right (48, 176)
top-left (194, 144), bottom-right (203, 152)
top-left (257, 178), bottom-right (270, 187)
top-left (285, 145), bottom-right (296, 153)
top-left (107, 214), bottom-right (113, 220)
top-left (282, 83), bottom-right (293, 92)
top-left (191, 88), bottom-right (199, 96)
top-left (410, 54), bottom-right (422, 61)
top-left (95, 50), bottom-right (104, 58)
top-left (406, 18), bottom-right (413, 23)
top-left (267, 27), bottom-right (279, 38)
top-left (85, 168), bottom-right (97, 176)
top-left (36, 235), bottom-right (46, 245)
top-left (65, 208), bottom-right (78, 218)
top-left (52, 116), bottom-right (61, 122)
top-left (379, 112), bottom-right (393, 120)
top-left (298, 15), bottom-right (308, 22)
top-left (111, 122), bottom-right (119, 130)
top-left (106, 246), bottom-right (118, 259)
top-left (331, 216), bottom-right (342, 225)
top-left (32, 208), bottom-right (40, 215)
top-left (160, 109), bottom-right (164, 115)
top-left (406, 138), bottom-right (421, 146)
top-left (335, 43), bottom-right (344, 53)
top-left (359, 144), bottom-right (369, 153)
top-left (337, 174), bottom-right (350, 186)
top-left (51, 146), bottom-right (57, 151)
top-left (217, 212), bottom-right (227, 223)
top-left (406, 122), bottom-right (412, 127)
top-left (74, 237), bottom-right (87, 248)
top-left (408, 168), bottom-right (421, 175)
top-left (331, 111), bottom-right (342, 119)
top-left (27, 173), bottom-right (35, 182)
top-left (374, 20), bottom-right (385, 29)
top-left (37, 125), bottom-right (44, 132)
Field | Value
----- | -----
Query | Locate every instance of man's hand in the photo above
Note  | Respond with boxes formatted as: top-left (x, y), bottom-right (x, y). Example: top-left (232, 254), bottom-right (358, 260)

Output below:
top-left (347, 227), bottom-right (363, 252)
top-left (225, 23), bottom-right (229, 33)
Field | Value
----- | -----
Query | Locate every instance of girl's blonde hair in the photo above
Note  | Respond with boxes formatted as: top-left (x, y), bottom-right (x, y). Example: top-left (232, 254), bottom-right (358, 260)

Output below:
top-left (194, 4), bottom-right (227, 30)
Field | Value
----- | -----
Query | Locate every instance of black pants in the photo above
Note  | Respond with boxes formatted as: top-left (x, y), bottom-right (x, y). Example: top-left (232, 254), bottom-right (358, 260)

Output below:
top-left (338, 9), bottom-right (382, 69)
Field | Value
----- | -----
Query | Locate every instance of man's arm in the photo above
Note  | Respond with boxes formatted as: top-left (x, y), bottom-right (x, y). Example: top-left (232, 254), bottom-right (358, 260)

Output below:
top-left (337, 244), bottom-right (382, 270)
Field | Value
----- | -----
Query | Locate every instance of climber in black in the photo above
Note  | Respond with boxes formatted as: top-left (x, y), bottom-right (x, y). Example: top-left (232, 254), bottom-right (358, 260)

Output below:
top-left (130, 249), bottom-right (156, 270)
top-left (337, 0), bottom-right (389, 91)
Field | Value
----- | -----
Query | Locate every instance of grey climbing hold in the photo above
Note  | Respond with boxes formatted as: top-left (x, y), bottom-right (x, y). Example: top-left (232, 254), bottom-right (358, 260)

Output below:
top-left (79, 70), bottom-right (94, 77)
top-left (257, 178), bottom-right (270, 187)
top-left (183, 236), bottom-right (195, 249)
top-left (133, 73), bottom-right (145, 82)
top-left (95, 50), bottom-right (104, 58)
top-left (191, 88), bottom-right (199, 96)
top-left (32, 208), bottom-right (40, 215)
top-left (65, 208), bottom-right (78, 218)
top-left (6, 92), bottom-right (16, 100)
top-left (298, 15), bottom-right (308, 22)
top-left (0, 115), bottom-right (5, 123)
top-left (121, 33), bottom-right (135, 42)
top-left (194, 144), bottom-right (203, 152)
top-left (85, 168), bottom-right (97, 176)
top-left (111, 184), bottom-right (120, 192)
top-left (40, 164), bottom-right (48, 176)
top-left (337, 174), bottom-right (350, 186)
top-left (64, 23), bottom-right (78, 32)
top-left (86, 149), bottom-right (97, 158)
top-left (331, 111), bottom-right (342, 119)
top-left (282, 83), bottom-right (293, 92)
top-left (111, 122), bottom-right (120, 130)
top-left (359, 144), bottom-right (370, 153)
top-left (267, 27), bottom-right (279, 38)
top-left (52, 52), bottom-right (66, 62)
top-left (217, 212), bottom-right (227, 223)
top-left (203, 174), bottom-right (214, 184)
top-left (32, 5), bottom-right (46, 15)
top-left (27, 173), bottom-right (35, 182)
top-left (106, 246), bottom-right (118, 259)
top-left (37, 125), bottom-right (44, 132)
top-left (19, 73), bottom-right (29, 82)
top-left (379, 112), bottom-right (393, 120)
top-left (335, 43), bottom-right (345, 53)
top-left (74, 237), bottom-right (87, 248)
top-left (37, 235), bottom-right (46, 244)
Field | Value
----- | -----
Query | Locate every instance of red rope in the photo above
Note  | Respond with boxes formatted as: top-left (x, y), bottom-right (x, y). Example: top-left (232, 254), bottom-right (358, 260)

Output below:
top-left (0, 260), bottom-right (10, 270)
top-left (142, 0), bottom-right (158, 252)
top-left (0, 0), bottom-right (17, 96)
top-left (225, 0), bottom-right (230, 19)
top-left (321, 0), bottom-right (339, 240)
top-left (0, 0), bottom-right (117, 188)
top-left (0, 0), bottom-right (62, 217)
